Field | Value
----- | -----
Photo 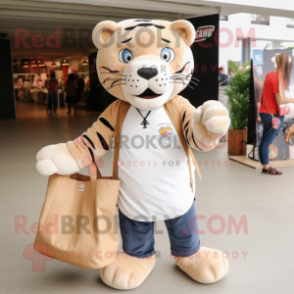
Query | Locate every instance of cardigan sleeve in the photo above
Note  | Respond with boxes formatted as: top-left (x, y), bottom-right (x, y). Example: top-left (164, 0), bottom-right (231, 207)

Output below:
top-left (177, 96), bottom-right (218, 152)
top-left (66, 100), bottom-right (118, 169)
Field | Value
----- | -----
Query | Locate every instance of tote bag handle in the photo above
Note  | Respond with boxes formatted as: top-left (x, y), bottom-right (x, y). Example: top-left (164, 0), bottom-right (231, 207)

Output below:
top-left (113, 102), bottom-right (131, 179)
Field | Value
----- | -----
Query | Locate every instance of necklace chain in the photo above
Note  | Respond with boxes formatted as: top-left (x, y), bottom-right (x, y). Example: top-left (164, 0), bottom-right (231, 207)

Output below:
top-left (136, 108), bottom-right (151, 129)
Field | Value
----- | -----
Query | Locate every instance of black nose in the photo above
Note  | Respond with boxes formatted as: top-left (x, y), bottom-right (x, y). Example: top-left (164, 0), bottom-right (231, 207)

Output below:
top-left (137, 68), bottom-right (158, 80)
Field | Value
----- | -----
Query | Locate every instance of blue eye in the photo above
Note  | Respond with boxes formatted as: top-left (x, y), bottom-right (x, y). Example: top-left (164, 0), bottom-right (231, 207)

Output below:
top-left (119, 49), bottom-right (133, 63)
top-left (160, 47), bottom-right (175, 62)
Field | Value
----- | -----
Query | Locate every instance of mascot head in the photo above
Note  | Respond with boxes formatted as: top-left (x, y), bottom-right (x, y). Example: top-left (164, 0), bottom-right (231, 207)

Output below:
top-left (92, 19), bottom-right (195, 110)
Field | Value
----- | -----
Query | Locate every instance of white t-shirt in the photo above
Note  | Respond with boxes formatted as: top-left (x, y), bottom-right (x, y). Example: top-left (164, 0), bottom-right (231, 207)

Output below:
top-left (117, 106), bottom-right (195, 222)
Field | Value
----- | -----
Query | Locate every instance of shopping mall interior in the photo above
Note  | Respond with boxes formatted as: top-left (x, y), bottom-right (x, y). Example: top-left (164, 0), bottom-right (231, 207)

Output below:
top-left (1, 1), bottom-right (294, 293)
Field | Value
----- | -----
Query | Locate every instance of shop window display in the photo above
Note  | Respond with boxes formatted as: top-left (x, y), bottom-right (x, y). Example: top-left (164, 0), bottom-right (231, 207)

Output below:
top-left (13, 58), bottom-right (89, 109)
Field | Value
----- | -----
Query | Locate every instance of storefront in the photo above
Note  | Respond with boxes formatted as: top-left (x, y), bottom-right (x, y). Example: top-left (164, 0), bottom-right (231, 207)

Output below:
top-left (13, 57), bottom-right (90, 109)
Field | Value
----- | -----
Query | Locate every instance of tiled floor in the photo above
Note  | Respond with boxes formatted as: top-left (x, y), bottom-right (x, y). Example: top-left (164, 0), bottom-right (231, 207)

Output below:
top-left (1, 101), bottom-right (294, 293)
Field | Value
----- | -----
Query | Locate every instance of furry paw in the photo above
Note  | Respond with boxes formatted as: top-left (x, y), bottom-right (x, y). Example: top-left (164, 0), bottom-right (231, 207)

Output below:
top-left (194, 100), bottom-right (230, 135)
top-left (174, 247), bottom-right (229, 283)
top-left (36, 143), bottom-right (79, 176)
top-left (193, 101), bottom-right (230, 147)
top-left (100, 253), bottom-right (155, 290)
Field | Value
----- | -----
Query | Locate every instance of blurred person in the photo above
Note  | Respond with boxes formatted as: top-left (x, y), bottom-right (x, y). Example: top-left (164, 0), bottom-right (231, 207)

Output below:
top-left (44, 73), bottom-right (50, 104)
top-left (16, 78), bottom-right (24, 100)
top-left (218, 67), bottom-right (229, 86)
top-left (77, 74), bottom-right (85, 103)
top-left (47, 73), bottom-right (58, 115)
top-left (65, 73), bottom-right (78, 114)
top-left (45, 74), bottom-right (50, 89)
top-left (33, 74), bottom-right (43, 87)
top-left (259, 52), bottom-right (294, 175)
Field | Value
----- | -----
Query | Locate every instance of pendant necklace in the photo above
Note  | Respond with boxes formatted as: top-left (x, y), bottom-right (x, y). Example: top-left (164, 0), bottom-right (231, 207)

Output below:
top-left (136, 108), bottom-right (151, 129)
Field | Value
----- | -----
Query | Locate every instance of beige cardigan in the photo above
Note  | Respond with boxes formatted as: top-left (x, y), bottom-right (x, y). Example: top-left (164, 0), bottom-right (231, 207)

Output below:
top-left (67, 96), bottom-right (210, 191)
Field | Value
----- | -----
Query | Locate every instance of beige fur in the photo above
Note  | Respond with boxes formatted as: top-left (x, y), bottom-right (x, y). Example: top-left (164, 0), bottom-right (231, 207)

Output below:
top-left (36, 18), bottom-right (230, 290)
top-left (175, 247), bottom-right (229, 283)
top-left (100, 253), bottom-right (155, 290)
top-left (36, 143), bottom-right (79, 176)
top-left (95, 19), bottom-right (195, 110)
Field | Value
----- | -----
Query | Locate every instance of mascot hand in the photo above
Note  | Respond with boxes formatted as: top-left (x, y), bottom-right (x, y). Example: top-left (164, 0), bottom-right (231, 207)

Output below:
top-left (193, 100), bottom-right (230, 146)
top-left (36, 143), bottom-right (79, 176)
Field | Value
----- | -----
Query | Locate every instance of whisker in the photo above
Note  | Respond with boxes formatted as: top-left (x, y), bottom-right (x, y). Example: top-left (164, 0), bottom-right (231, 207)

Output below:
top-left (102, 78), bottom-right (125, 84)
top-left (171, 74), bottom-right (200, 82)
top-left (98, 78), bottom-right (126, 87)
top-left (170, 75), bottom-right (190, 79)
top-left (173, 77), bottom-right (198, 86)
top-left (188, 80), bottom-right (198, 86)
top-left (186, 75), bottom-right (200, 82)
top-left (171, 77), bottom-right (186, 83)
top-left (103, 83), bottom-right (127, 93)
top-left (171, 77), bottom-right (187, 82)
top-left (170, 81), bottom-right (194, 90)
top-left (110, 79), bottom-right (124, 87)
top-left (187, 76), bottom-right (200, 82)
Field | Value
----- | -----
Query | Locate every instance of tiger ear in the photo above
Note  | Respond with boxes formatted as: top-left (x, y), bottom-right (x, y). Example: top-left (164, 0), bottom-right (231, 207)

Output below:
top-left (170, 20), bottom-right (195, 47)
top-left (92, 21), bottom-right (119, 50)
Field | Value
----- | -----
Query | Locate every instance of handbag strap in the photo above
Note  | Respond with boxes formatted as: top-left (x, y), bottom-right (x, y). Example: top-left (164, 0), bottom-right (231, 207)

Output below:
top-left (113, 101), bottom-right (131, 179)
top-left (89, 162), bottom-right (102, 181)
top-left (188, 148), bottom-right (202, 183)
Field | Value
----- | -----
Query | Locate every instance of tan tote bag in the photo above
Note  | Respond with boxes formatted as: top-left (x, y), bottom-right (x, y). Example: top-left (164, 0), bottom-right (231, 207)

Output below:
top-left (33, 103), bottom-right (130, 270)
top-left (34, 162), bottom-right (120, 269)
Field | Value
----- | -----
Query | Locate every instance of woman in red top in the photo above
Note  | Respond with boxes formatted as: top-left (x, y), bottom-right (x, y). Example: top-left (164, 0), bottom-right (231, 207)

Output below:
top-left (47, 73), bottom-right (58, 115)
top-left (259, 52), bottom-right (294, 175)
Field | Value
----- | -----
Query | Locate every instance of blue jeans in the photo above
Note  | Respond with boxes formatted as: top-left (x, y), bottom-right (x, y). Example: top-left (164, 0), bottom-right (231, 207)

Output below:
top-left (258, 113), bottom-right (284, 165)
top-left (48, 92), bottom-right (58, 113)
top-left (119, 202), bottom-right (201, 258)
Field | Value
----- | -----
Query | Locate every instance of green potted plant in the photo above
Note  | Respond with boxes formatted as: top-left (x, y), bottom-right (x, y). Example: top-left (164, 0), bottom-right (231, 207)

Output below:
top-left (225, 63), bottom-right (250, 155)
top-left (227, 60), bottom-right (239, 75)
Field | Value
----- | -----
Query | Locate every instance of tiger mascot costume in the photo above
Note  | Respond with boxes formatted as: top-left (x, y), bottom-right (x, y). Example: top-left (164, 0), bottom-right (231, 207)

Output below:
top-left (36, 18), bottom-right (230, 290)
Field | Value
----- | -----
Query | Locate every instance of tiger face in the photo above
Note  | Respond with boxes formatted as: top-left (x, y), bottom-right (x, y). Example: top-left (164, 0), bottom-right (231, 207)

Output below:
top-left (92, 18), bottom-right (196, 110)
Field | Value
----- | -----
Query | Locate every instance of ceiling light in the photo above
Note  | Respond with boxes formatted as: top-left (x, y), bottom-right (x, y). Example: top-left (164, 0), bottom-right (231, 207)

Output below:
top-left (38, 60), bottom-right (45, 67)
top-left (30, 60), bottom-right (37, 67)
top-left (62, 59), bottom-right (69, 65)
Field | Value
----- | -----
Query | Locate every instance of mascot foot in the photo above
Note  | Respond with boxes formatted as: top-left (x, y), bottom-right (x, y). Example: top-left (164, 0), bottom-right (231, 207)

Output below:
top-left (100, 253), bottom-right (155, 290)
top-left (174, 247), bottom-right (228, 284)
